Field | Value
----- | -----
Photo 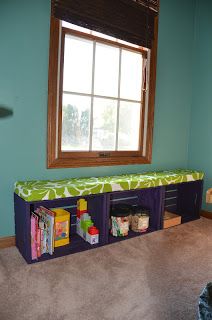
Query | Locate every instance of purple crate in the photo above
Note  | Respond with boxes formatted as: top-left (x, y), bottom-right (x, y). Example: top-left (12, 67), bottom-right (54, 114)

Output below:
top-left (107, 187), bottom-right (164, 244)
top-left (14, 194), bottom-right (32, 263)
top-left (14, 193), bottom-right (108, 264)
top-left (163, 180), bottom-right (203, 223)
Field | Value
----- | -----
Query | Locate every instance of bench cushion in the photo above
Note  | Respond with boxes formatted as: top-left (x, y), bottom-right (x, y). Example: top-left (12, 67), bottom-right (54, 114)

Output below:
top-left (14, 169), bottom-right (204, 202)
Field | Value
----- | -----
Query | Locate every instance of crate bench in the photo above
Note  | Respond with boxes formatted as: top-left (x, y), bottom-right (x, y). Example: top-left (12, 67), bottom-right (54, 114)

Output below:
top-left (14, 169), bottom-right (204, 263)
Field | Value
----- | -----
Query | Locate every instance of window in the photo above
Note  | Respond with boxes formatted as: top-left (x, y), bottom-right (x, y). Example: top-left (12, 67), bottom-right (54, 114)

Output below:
top-left (48, 5), bottom-right (158, 168)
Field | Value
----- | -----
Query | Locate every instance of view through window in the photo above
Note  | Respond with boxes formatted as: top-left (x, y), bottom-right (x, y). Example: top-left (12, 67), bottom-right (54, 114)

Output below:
top-left (61, 22), bottom-right (147, 153)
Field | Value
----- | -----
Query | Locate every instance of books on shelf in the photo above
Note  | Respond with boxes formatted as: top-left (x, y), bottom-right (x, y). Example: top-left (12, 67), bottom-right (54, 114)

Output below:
top-left (30, 206), bottom-right (72, 260)
top-left (30, 206), bottom-right (55, 260)
top-left (35, 206), bottom-right (55, 256)
top-left (31, 213), bottom-right (38, 260)
top-left (30, 201), bottom-right (99, 261)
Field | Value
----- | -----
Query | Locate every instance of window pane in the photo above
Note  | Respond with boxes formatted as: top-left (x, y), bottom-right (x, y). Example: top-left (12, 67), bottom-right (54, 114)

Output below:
top-left (63, 35), bottom-right (93, 94)
top-left (94, 43), bottom-right (119, 97)
top-left (92, 98), bottom-right (117, 151)
top-left (61, 94), bottom-right (91, 151)
top-left (118, 101), bottom-right (141, 151)
top-left (120, 49), bottom-right (143, 101)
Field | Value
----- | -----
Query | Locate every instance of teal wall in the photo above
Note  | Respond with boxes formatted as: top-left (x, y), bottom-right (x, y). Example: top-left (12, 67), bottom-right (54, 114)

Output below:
top-left (0, 0), bottom-right (196, 237)
top-left (188, 0), bottom-right (212, 211)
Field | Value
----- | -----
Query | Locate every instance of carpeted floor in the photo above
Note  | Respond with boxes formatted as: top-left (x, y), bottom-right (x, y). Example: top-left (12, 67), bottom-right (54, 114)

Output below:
top-left (1, 218), bottom-right (212, 320)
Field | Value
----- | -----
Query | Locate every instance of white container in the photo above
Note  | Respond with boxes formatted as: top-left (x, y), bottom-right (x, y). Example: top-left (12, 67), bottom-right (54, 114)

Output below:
top-left (131, 213), bottom-right (149, 232)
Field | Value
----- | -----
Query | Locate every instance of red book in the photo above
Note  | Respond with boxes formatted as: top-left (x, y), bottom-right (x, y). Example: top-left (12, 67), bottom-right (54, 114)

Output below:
top-left (31, 214), bottom-right (37, 260)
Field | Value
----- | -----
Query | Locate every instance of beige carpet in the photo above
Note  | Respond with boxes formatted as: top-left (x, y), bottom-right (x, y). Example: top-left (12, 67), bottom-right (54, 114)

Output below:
top-left (1, 218), bottom-right (212, 320)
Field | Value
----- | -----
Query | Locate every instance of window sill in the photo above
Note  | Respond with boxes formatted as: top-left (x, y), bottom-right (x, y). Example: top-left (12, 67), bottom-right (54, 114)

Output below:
top-left (47, 155), bottom-right (152, 168)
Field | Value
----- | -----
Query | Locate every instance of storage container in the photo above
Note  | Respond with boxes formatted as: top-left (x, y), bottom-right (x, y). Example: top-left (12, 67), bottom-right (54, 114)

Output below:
top-left (52, 208), bottom-right (70, 247)
top-left (110, 204), bottom-right (133, 237)
top-left (131, 206), bottom-right (150, 232)
top-left (163, 211), bottom-right (181, 229)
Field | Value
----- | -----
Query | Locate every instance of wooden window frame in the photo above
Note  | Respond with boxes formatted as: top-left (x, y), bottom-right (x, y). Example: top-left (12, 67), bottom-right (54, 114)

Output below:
top-left (47, 17), bottom-right (158, 168)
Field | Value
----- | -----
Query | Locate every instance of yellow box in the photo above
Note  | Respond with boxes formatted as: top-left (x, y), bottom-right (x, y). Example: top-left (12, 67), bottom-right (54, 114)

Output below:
top-left (52, 208), bottom-right (70, 247)
top-left (163, 211), bottom-right (181, 229)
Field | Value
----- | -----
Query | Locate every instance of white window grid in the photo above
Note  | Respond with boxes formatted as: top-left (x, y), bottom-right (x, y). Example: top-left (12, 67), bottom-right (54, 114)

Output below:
top-left (62, 33), bottom-right (146, 152)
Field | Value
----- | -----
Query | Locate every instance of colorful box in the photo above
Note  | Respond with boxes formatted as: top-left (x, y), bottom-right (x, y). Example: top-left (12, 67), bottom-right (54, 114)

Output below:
top-left (52, 208), bottom-right (70, 247)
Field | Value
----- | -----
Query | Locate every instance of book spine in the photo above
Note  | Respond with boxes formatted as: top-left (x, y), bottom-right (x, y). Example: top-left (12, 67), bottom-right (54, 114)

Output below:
top-left (40, 228), bottom-right (44, 255)
top-left (31, 215), bottom-right (37, 260)
top-left (43, 226), bottom-right (47, 254)
top-left (39, 221), bottom-right (45, 255)
top-left (48, 215), bottom-right (54, 255)
top-left (37, 228), bottom-right (41, 258)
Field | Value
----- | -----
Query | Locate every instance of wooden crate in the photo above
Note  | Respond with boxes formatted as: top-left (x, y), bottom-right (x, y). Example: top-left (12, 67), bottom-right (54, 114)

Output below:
top-left (163, 211), bottom-right (181, 229)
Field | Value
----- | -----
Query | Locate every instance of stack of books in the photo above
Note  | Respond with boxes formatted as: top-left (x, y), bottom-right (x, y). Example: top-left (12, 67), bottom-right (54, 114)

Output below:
top-left (31, 207), bottom-right (55, 260)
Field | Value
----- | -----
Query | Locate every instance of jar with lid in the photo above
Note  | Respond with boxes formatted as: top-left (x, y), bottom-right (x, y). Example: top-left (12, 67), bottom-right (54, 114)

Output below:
top-left (110, 204), bottom-right (133, 237)
top-left (131, 206), bottom-right (150, 233)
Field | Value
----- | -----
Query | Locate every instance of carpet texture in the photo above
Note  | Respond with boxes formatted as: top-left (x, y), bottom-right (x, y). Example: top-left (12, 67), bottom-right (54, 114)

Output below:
top-left (1, 218), bottom-right (212, 320)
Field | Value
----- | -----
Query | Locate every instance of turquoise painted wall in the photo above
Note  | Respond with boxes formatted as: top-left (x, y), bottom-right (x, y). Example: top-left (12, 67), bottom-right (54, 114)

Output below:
top-left (0, 0), bottom-right (196, 237)
top-left (188, 0), bottom-right (212, 211)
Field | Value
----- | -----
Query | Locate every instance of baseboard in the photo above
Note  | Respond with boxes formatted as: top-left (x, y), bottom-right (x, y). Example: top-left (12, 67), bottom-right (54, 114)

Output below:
top-left (201, 210), bottom-right (212, 219)
top-left (0, 236), bottom-right (15, 249)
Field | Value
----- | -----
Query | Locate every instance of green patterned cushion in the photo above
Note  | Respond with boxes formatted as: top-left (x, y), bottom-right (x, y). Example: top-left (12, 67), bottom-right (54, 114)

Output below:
top-left (14, 169), bottom-right (204, 202)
